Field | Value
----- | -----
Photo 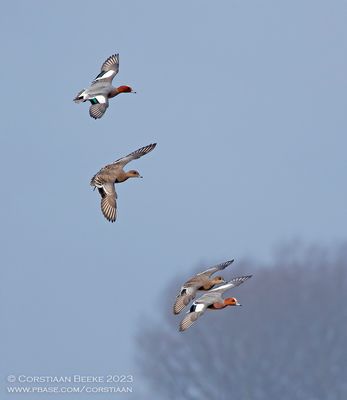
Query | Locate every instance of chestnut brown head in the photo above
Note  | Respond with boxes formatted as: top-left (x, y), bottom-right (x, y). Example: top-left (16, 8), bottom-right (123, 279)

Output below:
top-left (224, 297), bottom-right (241, 306)
top-left (117, 85), bottom-right (136, 94)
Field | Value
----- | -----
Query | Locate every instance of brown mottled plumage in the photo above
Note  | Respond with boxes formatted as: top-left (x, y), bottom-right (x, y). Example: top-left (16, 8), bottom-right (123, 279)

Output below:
top-left (90, 143), bottom-right (156, 222)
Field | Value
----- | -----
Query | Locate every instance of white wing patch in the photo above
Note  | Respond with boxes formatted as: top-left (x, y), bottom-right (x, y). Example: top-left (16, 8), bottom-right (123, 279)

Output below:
top-left (95, 95), bottom-right (107, 104)
top-left (194, 303), bottom-right (205, 312)
top-left (94, 70), bottom-right (115, 81)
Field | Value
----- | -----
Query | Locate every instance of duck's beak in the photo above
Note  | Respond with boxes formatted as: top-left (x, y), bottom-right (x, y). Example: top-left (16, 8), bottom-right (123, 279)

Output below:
top-left (131, 90), bottom-right (137, 94)
top-left (236, 301), bottom-right (242, 306)
top-left (139, 175), bottom-right (143, 178)
top-left (221, 279), bottom-right (227, 283)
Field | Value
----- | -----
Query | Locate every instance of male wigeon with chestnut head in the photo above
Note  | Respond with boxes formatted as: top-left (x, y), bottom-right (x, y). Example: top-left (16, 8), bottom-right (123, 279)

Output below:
top-left (179, 275), bottom-right (252, 332)
top-left (74, 53), bottom-right (135, 119)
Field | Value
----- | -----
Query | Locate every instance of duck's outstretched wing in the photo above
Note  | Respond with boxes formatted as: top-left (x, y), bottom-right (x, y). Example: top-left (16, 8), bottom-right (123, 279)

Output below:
top-left (97, 183), bottom-right (117, 223)
top-left (179, 302), bottom-right (207, 332)
top-left (92, 53), bottom-right (119, 84)
top-left (179, 311), bottom-right (203, 331)
top-left (173, 286), bottom-right (198, 315)
top-left (192, 276), bottom-right (251, 306)
top-left (89, 99), bottom-right (109, 119)
top-left (196, 259), bottom-right (234, 279)
top-left (113, 143), bottom-right (157, 167)
top-left (208, 276), bottom-right (252, 294)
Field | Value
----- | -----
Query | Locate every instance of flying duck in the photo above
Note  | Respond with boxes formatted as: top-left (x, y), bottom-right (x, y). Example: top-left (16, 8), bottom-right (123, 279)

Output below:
top-left (74, 53), bottom-right (135, 119)
top-left (90, 143), bottom-right (156, 222)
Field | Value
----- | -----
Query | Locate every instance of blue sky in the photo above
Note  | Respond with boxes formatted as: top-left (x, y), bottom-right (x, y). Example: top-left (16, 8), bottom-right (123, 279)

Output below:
top-left (1, 1), bottom-right (347, 398)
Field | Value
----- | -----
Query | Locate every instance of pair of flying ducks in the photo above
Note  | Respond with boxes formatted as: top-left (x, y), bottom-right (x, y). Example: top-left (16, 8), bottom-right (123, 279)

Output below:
top-left (74, 53), bottom-right (154, 222)
top-left (174, 260), bottom-right (252, 331)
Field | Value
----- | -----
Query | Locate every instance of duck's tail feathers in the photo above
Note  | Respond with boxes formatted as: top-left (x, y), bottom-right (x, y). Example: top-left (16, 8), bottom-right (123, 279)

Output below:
top-left (73, 89), bottom-right (85, 103)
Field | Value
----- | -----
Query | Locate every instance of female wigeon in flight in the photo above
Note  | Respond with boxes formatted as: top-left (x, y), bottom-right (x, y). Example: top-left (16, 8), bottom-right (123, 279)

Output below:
top-left (173, 260), bottom-right (235, 315)
top-left (179, 276), bottom-right (252, 332)
top-left (73, 53), bottom-right (135, 119)
top-left (90, 143), bottom-right (156, 222)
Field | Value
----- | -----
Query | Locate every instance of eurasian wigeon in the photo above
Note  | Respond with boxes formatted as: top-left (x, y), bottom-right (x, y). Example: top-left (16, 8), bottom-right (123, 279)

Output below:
top-left (179, 276), bottom-right (252, 332)
top-left (73, 53), bottom-right (135, 119)
top-left (173, 260), bottom-right (234, 315)
top-left (90, 143), bottom-right (156, 222)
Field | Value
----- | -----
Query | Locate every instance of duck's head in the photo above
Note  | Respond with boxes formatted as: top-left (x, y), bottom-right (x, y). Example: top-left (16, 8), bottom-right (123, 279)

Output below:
top-left (109, 86), bottom-right (136, 98)
top-left (127, 170), bottom-right (143, 178)
top-left (224, 297), bottom-right (241, 307)
top-left (211, 276), bottom-right (226, 285)
top-left (117, 85), bottom-right (136, 94)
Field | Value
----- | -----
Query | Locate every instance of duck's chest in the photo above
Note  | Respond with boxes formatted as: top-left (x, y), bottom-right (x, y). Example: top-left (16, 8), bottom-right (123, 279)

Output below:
top-left (208, 303), bottom-right (225, 310)
top-left (115, 171), bottom-right (129, 183)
